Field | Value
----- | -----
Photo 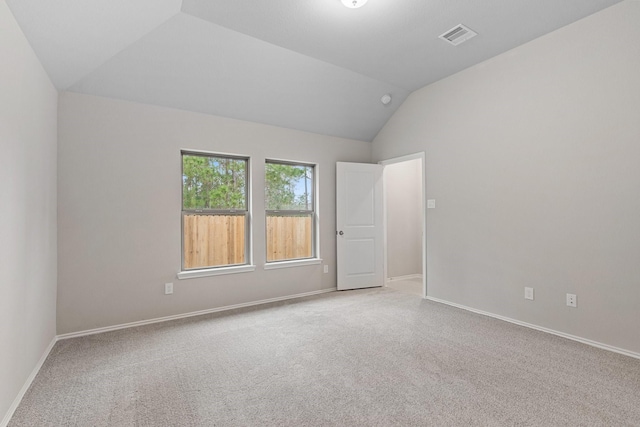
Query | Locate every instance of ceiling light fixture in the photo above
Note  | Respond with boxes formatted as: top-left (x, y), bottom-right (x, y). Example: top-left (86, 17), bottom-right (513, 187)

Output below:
top-left (341, 0), bottom-right (368, 9)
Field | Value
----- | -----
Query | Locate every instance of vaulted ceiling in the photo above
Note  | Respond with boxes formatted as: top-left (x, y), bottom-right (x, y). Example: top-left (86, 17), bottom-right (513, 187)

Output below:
top-left (7, 0), bottom-right (622, 141)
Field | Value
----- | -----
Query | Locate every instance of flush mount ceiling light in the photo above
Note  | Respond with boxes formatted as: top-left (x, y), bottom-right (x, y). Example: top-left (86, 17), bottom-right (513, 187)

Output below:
top-left (341, 0), bottom-right (368, 9)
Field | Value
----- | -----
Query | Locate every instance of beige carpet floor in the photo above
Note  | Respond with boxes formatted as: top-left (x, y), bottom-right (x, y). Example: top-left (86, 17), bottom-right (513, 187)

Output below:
top-left (9, 287), bottom-right (640, 426)
top-left (386, 277), bottom-right (423, 297)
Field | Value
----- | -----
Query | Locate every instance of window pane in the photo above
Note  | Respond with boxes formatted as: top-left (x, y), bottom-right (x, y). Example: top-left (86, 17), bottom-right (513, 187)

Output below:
top-left (265, 163), bottom-right (313, 210)
top-left (266, 213), bottom-right (312, 262)
top-left (183, 214), bottom-right (245, 269)
top-left (183, 154), bottom-right (247, 210)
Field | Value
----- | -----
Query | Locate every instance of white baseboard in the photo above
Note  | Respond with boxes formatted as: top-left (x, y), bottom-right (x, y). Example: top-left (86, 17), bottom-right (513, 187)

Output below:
top-left (58, 288), bottom-right (337, 340)
top-left (1, 337), bottom-right (57, 427)
top-left (426, 296), bottom-right (640, 360)
top-left (386, 274), bottom-right (423, 283)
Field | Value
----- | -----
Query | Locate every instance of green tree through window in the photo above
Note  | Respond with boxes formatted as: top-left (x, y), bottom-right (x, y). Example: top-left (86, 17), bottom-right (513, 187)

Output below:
top-left (265, 163), bottom-right (313, 210)
top-left (182, 154), bottom-right (246, 210)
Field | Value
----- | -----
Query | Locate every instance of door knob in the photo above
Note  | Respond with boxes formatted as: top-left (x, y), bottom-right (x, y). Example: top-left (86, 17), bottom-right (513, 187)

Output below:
top-left (338, 231), bottom-right (344, 235)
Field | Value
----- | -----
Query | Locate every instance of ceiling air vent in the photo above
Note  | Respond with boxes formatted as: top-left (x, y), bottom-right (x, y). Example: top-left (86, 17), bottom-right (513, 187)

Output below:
top-left (439, 24), bottom-right (477, 46)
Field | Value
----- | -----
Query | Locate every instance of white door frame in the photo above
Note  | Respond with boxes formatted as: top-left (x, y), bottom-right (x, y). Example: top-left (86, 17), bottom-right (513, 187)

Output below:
top-left (379, 152), bottom-right (427, 299)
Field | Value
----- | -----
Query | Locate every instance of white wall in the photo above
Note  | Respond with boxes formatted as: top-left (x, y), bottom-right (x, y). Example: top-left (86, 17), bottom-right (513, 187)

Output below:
top-left (372, 0), bottom-right (640, 354)
top-left (0, 1), bottom-right (58, 423)
top-left (57, 92), bottom-right (371, 334)
top-left (385, 159), bottom-right (422, 278)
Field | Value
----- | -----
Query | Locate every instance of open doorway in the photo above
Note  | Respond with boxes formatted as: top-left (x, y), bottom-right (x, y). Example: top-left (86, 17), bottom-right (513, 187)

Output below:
top-left (380, 153), bottom-right (426, 298)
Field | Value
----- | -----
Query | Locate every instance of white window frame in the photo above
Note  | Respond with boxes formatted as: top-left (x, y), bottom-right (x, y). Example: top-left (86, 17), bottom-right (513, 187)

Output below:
top-left (178, 150), bottom-right (254, 279)
top-left (264, 159), bottom-right (319, 267)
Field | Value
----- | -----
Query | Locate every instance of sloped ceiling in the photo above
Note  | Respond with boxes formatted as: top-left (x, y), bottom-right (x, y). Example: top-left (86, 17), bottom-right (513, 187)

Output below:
top-left (7, 0), bottom-right (622, 141)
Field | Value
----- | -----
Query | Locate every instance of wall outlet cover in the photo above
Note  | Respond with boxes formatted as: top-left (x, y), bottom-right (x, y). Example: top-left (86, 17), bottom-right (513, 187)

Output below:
top-left (165, 283), bottom-right (174, 295)
top-left (566, 293), bottom-right (577, 307)
top-left (524, 287), bottom-right (534, 300)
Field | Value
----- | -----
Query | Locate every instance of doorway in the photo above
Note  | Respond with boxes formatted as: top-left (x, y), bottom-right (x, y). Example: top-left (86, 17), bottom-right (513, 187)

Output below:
top-left (380, 153), bottom-right (426, 298)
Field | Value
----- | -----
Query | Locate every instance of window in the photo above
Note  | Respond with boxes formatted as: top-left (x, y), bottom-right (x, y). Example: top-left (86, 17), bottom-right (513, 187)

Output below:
top-left (265, 160), bottom-right (315, 262)
top-left (182, 152), bottom-right (249, 270)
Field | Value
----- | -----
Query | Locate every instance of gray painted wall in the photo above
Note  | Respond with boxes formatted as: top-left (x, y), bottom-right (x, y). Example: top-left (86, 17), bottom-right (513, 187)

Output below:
top-left (0, 1), bottom-right (58, 422)
top-left (57, 92), bottom-right (371, 334)
top-left (372, 0), bottom-right (640, 354)
top-left (385, 159), bottom-right (422, 278)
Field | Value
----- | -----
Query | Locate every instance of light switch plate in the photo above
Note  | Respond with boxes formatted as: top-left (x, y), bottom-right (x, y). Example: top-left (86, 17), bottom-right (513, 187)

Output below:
top-left (427, 199), bottom-right (436, 209)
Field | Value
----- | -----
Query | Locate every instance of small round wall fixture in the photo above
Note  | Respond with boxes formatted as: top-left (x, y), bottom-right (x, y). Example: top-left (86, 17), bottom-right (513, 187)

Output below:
top-left (341, 0), bottom-right (368, 9)
top-left (381, 94), bottom-right (392, 105)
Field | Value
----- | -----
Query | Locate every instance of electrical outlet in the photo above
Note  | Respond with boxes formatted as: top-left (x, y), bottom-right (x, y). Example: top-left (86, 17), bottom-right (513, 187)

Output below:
top-left (323, 265), bottom-right (329, 274)
top-left (566, 293), bottom-right (577, 307)
top-left (165, 283), bottom-right (174, 295)
top-left (524, 287), bottom-right (534, 300)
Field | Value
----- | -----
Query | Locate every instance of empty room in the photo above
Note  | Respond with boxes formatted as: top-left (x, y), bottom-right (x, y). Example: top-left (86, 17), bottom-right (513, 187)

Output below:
top-left (2, 0), bottom-right (639, 425)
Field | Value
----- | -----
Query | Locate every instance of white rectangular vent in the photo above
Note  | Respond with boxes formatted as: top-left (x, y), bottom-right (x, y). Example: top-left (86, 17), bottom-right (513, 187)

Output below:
top-left (439, 24), bottom-right (477, 46)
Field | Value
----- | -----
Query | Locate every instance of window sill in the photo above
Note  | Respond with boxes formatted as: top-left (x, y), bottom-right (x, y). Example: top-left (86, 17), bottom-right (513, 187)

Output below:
top-left (177, 264), bottom-right (256, 280)
top-left (263, 258), bottom-right (323, 270)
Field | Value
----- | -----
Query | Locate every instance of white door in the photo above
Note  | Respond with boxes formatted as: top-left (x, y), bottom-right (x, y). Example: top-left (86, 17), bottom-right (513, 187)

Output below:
top-left (336, 162), bottom-right (384, 290)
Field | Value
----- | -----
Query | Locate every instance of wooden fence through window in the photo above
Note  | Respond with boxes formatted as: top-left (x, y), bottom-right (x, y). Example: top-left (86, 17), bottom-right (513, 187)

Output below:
top-left (266, 215), bottom-right (312, 262)
top-left (183, 214), bottom-right (312, 269)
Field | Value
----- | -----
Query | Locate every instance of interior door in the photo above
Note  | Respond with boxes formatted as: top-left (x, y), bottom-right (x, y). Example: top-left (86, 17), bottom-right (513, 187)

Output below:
top-left (336, 162), bottom-right (384, 290)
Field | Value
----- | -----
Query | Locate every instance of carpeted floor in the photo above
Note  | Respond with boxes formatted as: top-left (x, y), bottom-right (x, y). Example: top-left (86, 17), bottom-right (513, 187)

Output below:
top-left (386, 278), bottom-right (423, 297)
top-left (9, 288), bottom-right (640, 426)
